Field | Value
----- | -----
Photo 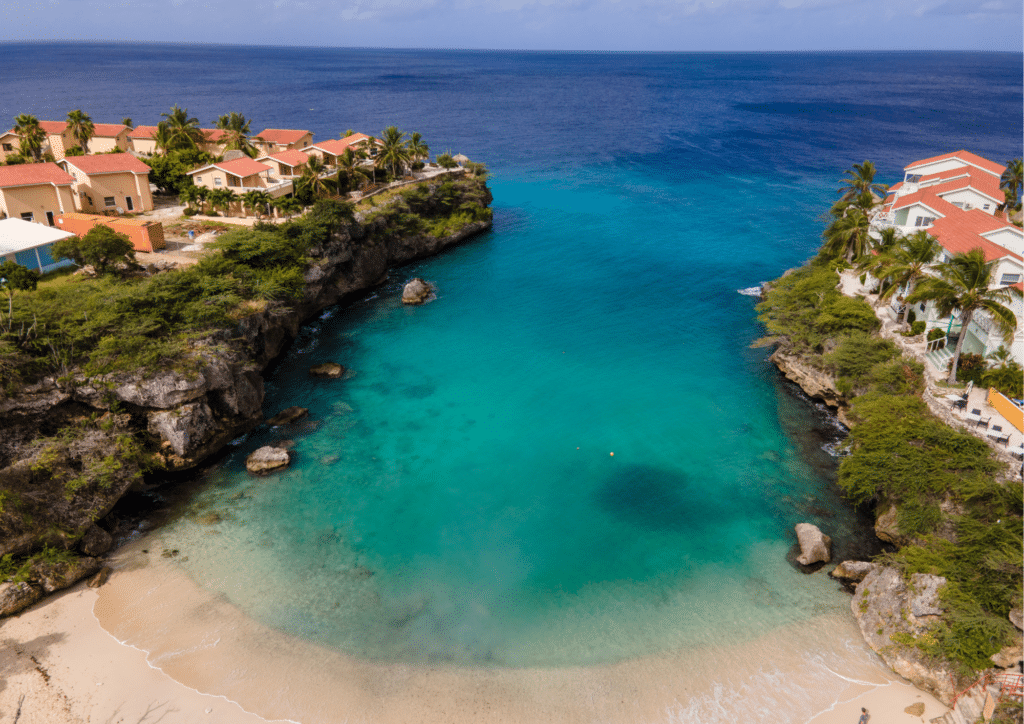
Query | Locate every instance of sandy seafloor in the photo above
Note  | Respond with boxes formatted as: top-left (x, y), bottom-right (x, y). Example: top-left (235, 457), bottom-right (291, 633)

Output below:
top-left (0, 538), bottom-right (947, 724)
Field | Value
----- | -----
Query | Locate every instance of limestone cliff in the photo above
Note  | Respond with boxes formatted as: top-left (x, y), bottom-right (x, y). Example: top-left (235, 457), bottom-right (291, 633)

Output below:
top-left (0, 175), bottom-right (492, 603)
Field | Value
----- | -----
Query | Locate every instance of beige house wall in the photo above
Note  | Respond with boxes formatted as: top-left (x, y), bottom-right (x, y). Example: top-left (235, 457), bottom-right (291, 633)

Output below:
top-left (130, 137), bottom-right (159, 155)
top-left (0, 133), bottom-right (20, 162)
top-left (255, 132), bottom-right (313, 155)
top-left (0, 185), bottom-right (73, 223)
top-left (88, 131), bottom-right (130, 154)
top-left (46, 130), bottom-right (75, 160)
top-left (193, 168), bottom-right (269, 191)
top-left (69, 170), bottom-right (153, 213)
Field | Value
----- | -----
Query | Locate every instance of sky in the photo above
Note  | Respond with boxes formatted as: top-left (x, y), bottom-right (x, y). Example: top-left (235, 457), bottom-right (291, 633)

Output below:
top-left (0, 0), bottom-right (1021, 50)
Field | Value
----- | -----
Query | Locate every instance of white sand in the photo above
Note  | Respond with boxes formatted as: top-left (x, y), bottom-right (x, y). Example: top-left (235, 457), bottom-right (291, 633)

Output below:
top-left (0, 537), bottom-right (951, 724)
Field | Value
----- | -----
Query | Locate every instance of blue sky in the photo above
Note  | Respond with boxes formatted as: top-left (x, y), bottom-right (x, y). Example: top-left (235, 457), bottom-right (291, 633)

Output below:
top-left (1, 0), bottom-right (1021, 50)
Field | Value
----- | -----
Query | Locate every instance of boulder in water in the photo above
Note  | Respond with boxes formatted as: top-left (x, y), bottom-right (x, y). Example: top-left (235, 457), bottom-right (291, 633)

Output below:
top-left (794, 523), bottom-right (832, 566)
top-left (267, 406), bottom-right (308, 426)
top-left (402, 278), bottom-right (434, 305)
top-left (246, 446), bottom-right (291, 474)
top-left (829, 560), bottom-right (875, 582)
top-left (310, 362), bottom-right (345, 378)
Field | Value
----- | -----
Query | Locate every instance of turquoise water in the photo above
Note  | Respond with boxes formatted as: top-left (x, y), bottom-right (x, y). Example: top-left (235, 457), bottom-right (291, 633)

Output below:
top-left (157, 167), bottom-right (867, 667)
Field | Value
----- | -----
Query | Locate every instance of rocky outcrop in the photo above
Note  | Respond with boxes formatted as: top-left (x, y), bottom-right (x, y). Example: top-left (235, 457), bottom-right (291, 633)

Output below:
top-left (794, 523), bottom-right (832, 566)
top-left (873, 505), bottom-right (907, 546)
top-left (246, 446), bottom-right (291, 474)
top-left (852, 566), bottom-right (957, 704)
top-left (310, 363), bottom-right (345, 378)
top-left (769, 349), bottom-right (844, 408)
top-left (0, 556), bottom-right (101, 617)
top-left (829, 560), bottom-right (875, 582)
top-left (78, 525), bottom-right (113, 557)
top-left (402, 278), bottom-right (434, 305)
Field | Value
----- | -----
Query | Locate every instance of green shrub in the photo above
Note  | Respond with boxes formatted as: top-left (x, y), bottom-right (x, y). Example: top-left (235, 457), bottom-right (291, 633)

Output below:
top-left (950, 352), bottom-right (987, 386)
top-left (909, 321), bottom-right (925, 336)
top-left (907, 309), bottom-right (917, 324)
top-left (981, 363), bottom-right (1024, 398)
top-left (927, 328), bottom-right (946, 342)
top-left (825, 332), bottom-right (898, 388)
top-left (183, 207), bottom-right (198, 217)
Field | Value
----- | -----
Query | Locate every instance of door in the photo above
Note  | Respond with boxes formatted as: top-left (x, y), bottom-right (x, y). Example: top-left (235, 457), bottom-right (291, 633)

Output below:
top-left (125, 196), bottom-right (134, 211)
top-left (45, 211), bottom-right (55, 226)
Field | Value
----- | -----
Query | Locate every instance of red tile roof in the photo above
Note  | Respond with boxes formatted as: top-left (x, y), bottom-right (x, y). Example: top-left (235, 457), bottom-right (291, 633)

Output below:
top-left (128, 125), bottom-right (159, 139)
top-left (256, 128), bottom-right (311, 145)
top-left (889, 190), bottom-right (959, 216)
top-left (929, 210), bottom-right (1022, 263)
top-left (922, 167), bottom-right (1003, 202)
top-left (307, 134), bottom-right (375, 156)
top-left (191, 157), bottom-right (272, 178)
top-left (92, 123), bottom-right (129, 138)
top-left (261, 149), bottom-right (309, 167)
top-left (0, 163), bottom-right (75, 188)
top-left (905, 150), bottom-right (1005, 178)
top-left (38, 121), bottom-right (68, 135)
top-left (63, 153), bottom-right (150, 175)
top-left (202, 128), bottom-right (227, 142)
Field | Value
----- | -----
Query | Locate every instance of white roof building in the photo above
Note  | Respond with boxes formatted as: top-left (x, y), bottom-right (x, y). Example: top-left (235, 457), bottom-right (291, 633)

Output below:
top-left (0, 217), bottom-right (77, 273)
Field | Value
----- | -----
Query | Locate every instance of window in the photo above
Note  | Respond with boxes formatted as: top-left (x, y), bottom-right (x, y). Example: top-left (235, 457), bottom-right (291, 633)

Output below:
top-left (914, 216), bottom-right (936, 227)
top-left (125, 196), bottom-right (134, 211)
top-left (195, 175), bottom-right (202, 183)
top-left (1, 143), bottom-right (11, 152)
top-left (906, 174), bottom-right (922, 183)
top-left (983, 204), bottom-right (991, 210)
top-left (104, 196), bottom-right (116, 207)
top-left (214, 177), bottom-right (222, 186)
top-left (1000, 273), bottom-right (1022, 286)
top-left (20, 212), bottom-right (33, 222)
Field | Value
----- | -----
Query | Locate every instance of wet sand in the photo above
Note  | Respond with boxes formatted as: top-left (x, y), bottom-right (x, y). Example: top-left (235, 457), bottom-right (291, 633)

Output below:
top-left (0, 537), bottom-right (948, 724)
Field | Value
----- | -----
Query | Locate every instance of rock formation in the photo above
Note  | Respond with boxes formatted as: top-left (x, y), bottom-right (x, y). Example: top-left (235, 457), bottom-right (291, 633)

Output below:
top-left (402, 278), bottom-right (434, 305)
top-left (769, 349), bottom-right (844, 408)
top-left (852, 566), bottom-right (957, 704)
top-left (245, 447), bottom-right (291, 474)
top-left (310, 362), bottom-right (345, 378)
top-left (794, 523), bottom-right (832, 566)
top-left (267, 407), bottom-right (309, 426)
top-left (829, 560), bottom-right (875, 582)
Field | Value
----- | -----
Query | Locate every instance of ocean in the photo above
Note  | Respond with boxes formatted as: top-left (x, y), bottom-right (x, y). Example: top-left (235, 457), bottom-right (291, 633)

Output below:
top-left (5, 43), bottom-right (1021, 721)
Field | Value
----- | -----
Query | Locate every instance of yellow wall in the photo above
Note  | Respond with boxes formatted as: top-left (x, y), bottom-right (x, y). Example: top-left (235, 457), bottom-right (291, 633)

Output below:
top-left (46, 130), bottom-right (75, 160)
top-left (69, 170), bottom-right (153, 213)
top-left (987, 388), bottom-right (1024, 433)
top-left (0, 133), bottom-right (20, 162)
top-left (130, 137), bottom-right (158, 155)
top-left (88, 132), bottom-right (130, 154)
top-left (0, 184), bottom-right (74, 222)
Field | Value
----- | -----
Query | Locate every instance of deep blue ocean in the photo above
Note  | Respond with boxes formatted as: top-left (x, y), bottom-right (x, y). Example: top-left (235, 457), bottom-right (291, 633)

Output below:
top-left (4, 46), bottom-right (1021, 672)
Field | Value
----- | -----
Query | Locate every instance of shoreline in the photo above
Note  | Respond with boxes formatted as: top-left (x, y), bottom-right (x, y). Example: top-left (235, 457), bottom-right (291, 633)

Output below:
top-left (1, 534), bottom-right (948, 724)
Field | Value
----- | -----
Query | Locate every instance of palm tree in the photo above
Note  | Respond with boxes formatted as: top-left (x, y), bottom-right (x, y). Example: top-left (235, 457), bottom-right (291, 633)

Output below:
top-left (870, 230), bottom-right (941, 325)
top-left (407, 132), bottom-right (429, 164)
top-left (121, 117), bottom-right (133, 128)
top-left (215, 113), bottom-right (260, 158)
top-left (209, 188), bottom-right (237, 216)
top-left (272, 196), bottom-right (302, 220)
top-left (376, 126), bottom-right (410, 180)
top-left (178, 184), bottom-right (208, 212)
top-left (13, 114), bottom-right (45, 161)
top-left (999, 158), bottom-right (1023, 214)
top-left (66, 109), bottom-right (95, 154)
top-left (161, 105), bottom-right (203, 151)
top-left (298, 155), bottom-right (330, 200)
top-left (364, 136), bottom-right (379, 183)
top-left (241, 189), bottom-right (272, 219)
top-left (821, 208), bottom-right (872, 263)
top-left (336, 148), bottom-right (362, 190)
top-left (987, 345), bottom-right (1013, 369)
top-left (908, 248), bottom-right (1022, 384)
top-left (838, 161), bottom-right (888, 203)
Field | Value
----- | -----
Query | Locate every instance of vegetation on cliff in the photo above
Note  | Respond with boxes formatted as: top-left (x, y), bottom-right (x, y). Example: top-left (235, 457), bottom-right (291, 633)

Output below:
top-left (758, 197), bottom-right (1022, 677)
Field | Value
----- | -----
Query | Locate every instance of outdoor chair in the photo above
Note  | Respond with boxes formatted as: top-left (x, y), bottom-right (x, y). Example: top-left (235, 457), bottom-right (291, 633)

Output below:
top-left (944, 381), bottom-right (973, 411)
top-left (986, 426), bottom-right (1011, 446)
top-left (966, 409), bottom-right (991, 428)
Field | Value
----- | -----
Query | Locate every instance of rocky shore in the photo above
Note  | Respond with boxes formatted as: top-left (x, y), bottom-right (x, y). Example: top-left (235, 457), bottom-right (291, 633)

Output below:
top-left (0, 175), bottom-right (492, 615)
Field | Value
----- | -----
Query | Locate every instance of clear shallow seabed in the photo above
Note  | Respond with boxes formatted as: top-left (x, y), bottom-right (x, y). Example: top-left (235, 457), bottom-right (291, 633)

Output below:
top-left (4, 43), bottom-right (1020, 718)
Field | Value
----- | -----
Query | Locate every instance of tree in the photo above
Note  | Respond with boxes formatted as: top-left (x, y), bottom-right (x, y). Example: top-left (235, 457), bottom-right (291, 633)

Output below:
top-left (214, 112), bottom-right (260, 158)
top-left (838, 161), bottom-right (887, 203)
top-left (209, 188), bottom-right (237, 216)
top-left (999, 158), bottom-right (1022, 213)
top-left (908, 248), bottom-right (1022, 384)
top-left (143, 148), bottom-right (214, 194)
top-left (821, 208), bottom-right (872, 263)
top-left (869, 230), bottom-right (941, 325)
top-left (178, 184), bottom-right (209, 212)
top-left (297, 155), bottom-right (329, 202)
top-left (241, 189), bottom-right (272, 219)
top-left (66, 109), bottom-right (95, 154)
top-left (153, 122), bottom-right (174, 154)
top-left (160, 105), bottom-right (204, 151)
top-left (271, 196), bottom-right (302, 220)
top-left (53, 226), bottom-right (136, 274)
top-left (121, 117), bottom-right (133, 128)
top-left (0, 260), bottom-right (40, 295)
top-left (335, 147), bottom-right (364, 191)
top-left (407, 132), bottom-right (429, 164)
top-left (13, 115), bottom-right (46, 162)
top-left (376, 126), bottom-right (410, 180)
top-left (435, 151), bottom-right (457, 170)
top-left (307, 198), bottom-right (353, 235)
top-left (986, 345), bottom-right (1013, 369)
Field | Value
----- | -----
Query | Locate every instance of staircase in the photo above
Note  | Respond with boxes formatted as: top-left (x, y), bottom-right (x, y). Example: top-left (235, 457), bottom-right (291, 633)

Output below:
top-left (930, 672), bottom-right (1023, 724)
top-left (926, 345), bottom-right (954, 374)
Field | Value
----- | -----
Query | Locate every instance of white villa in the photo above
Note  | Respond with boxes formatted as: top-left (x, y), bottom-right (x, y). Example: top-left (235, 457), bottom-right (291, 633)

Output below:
top-left (872, 150), bottom-right (1024, 369)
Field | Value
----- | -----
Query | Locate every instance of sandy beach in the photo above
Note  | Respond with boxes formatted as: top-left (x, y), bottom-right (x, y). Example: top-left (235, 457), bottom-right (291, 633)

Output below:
top-left (0, 538), bottom-right (949, 724)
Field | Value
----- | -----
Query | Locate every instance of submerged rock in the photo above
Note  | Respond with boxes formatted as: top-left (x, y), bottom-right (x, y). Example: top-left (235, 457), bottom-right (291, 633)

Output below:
top-left (310, 362), bottom-right (346, 378)
top-left (794, 523), bottom-right (832, 566)
top-left (246, 446), bottom-right (291, 474)
top-left (402, 278), bottom-right (434, 305)
top-left (267, 406), bottom-right (308, 426)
